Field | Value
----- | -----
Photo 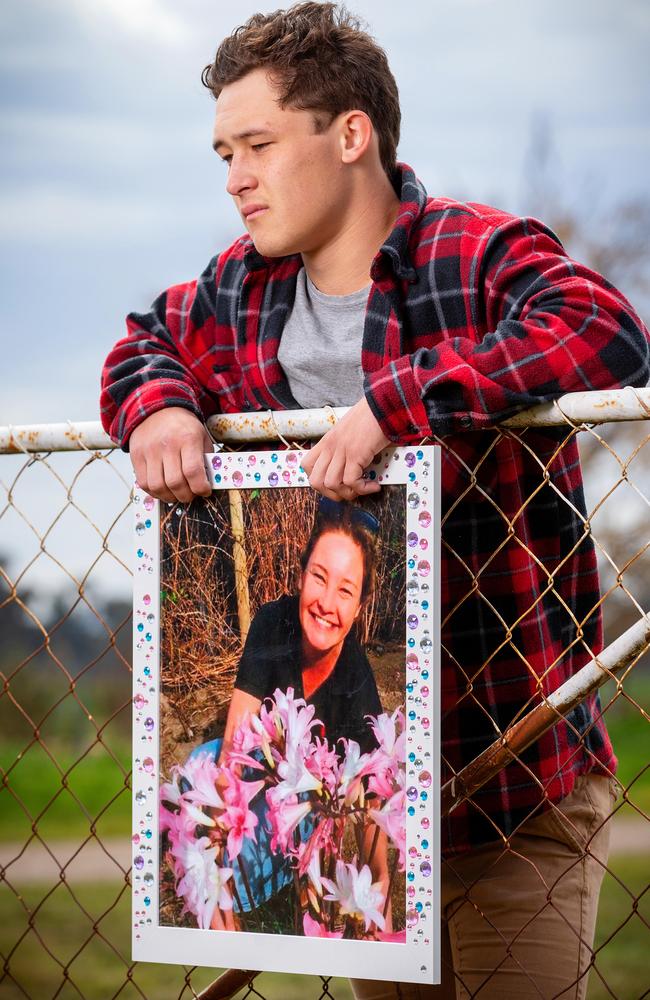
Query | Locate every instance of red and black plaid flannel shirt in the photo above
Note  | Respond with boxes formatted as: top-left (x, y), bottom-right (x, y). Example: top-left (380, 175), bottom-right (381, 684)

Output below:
top-left (101, 164), bottom-right (650, 857)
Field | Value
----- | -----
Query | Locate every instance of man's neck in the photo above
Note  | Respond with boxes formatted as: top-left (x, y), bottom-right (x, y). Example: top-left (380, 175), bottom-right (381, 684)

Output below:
top-left (301, 173), bottom-right (400, 296)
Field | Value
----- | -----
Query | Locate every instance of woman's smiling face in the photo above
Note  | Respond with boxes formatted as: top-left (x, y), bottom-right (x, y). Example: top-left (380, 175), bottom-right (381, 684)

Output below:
top-left (299, 530), bottom-right (365, 661)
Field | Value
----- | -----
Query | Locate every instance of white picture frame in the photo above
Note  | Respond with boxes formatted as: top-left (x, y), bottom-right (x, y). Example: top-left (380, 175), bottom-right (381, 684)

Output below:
top-left (132, 445), bottom-right (440, 985)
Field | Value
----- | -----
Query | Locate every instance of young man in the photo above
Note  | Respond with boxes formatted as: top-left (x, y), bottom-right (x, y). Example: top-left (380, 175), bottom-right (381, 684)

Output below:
top-left (101, 4), bottom-right (649, 997)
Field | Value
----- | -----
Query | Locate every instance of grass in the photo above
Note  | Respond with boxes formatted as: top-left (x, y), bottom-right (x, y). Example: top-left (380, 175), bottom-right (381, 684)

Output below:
top-left (0, 674), bottom-right (646, 997)
top-left (600, 669), bottom-right (650, 814)
top-left (1, 671), bottom-right (647, 845)
top-left (0, 739), bottom-right (132, 844)
top-left (588, 853), bottom-right (650, 999)
top-left (0, 881), bottom-right (353, 1000)
top-left (0, 853), bottom-right (646, 999)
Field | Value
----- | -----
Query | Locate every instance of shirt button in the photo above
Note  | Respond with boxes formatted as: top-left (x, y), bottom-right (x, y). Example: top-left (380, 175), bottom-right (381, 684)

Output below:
top-left (459, 415), bottom-right (472, 429)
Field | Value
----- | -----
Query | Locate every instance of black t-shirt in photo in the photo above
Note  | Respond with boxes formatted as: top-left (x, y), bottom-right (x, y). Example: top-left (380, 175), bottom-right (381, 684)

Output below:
top-left (235, 594), bottom-right (382, 755)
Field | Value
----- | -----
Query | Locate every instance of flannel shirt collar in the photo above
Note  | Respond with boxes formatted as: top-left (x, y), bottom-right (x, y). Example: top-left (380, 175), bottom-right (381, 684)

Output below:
top-left (241, 162), bottom-right (428, 282)
top-left (373, 162), bottom-right (428, 284)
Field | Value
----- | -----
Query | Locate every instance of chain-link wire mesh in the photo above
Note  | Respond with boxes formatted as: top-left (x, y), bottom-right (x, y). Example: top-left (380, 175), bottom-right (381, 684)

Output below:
top-left (0, 401), bottom-right (648, 999)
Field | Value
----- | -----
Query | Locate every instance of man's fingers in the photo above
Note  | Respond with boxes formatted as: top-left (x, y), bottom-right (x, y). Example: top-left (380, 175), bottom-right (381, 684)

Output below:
top-left (181, 440), bottom-right (212, 497)
top-left (139, 457), bottom-right (175, 503)
top-left (161, 450), bottom-right (196, 503)
top-left (131, 448), bottom-right (149, 495)
top-left (322, 449), bottom-right (347, 495)
top-left (350, 476), bottom-right (382, 496)
top-left (305, 438), bottom-right (383, 500)
top-left (128, 408), bottom-right (216, 503)
top-left (300, 440), bottom-right (323, 477)
top-left (338, 456), bottom-right (380, 499)
top-left (306, 450), bottom-right (335, 498)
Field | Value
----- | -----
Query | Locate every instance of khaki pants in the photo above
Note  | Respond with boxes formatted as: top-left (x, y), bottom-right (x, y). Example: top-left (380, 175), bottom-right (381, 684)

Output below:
top-left (351, 774), bottom-right (616, 1000)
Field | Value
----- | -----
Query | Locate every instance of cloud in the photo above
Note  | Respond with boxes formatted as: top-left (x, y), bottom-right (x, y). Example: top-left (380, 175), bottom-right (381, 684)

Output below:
top-left (1, 107), bottom-right (207, 175)
top-left (66, 0), bottom-right (192, 47)
top-left (0, 183), bottom-right (221, 243)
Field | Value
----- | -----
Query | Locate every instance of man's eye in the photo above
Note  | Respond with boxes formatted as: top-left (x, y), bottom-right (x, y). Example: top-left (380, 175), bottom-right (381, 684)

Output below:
top-left (220, 155), bottom-right (232, 166)
top-left (252, 143), bottom-right (270, 152)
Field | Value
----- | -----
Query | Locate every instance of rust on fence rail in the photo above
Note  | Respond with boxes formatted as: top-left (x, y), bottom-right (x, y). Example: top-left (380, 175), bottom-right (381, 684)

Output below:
top-left (197, 968), bottom-right (259, 1000)
top-left (441, 614), bottom-right (650, 817)
top-left (2, 387), bottom-right (650, 453)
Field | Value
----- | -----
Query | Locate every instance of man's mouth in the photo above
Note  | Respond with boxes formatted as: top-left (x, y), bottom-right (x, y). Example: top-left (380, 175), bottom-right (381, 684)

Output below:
top-left (242, 204), bottom-right (268, 221)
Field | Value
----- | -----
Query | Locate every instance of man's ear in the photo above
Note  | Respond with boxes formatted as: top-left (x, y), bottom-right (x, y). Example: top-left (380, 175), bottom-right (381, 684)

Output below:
top-left (339, 110), bottom-right (373, 165)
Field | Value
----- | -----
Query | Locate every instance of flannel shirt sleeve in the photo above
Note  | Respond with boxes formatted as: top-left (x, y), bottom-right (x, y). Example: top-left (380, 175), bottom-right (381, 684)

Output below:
top-left (100, 253), bottom-right (234, 448)
top-left (365, 216), bottom-right (650, 440)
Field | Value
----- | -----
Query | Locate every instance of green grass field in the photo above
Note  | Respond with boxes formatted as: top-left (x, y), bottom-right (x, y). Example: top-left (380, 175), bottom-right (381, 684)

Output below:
top-left (2, 679), bottom-right (647, 846)
top-left (589, 853), bottom-right (650, 999)
top-left (0, 880), bottom-right (354, 999)
top-left (600, 671), bottom-right (650, 814)
top-left (1, 667), bottom-right (647, 844)
top-left (0, 673), bottom-right (647, 997)
top-left (0, 739), bottom-right (132, 843)
top-left (0, 854), bottom-right (646, 998)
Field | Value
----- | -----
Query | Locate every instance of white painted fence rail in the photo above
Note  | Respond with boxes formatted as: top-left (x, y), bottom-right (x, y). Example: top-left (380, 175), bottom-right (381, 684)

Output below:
top-left (1, 387), bottom-right (650, 453)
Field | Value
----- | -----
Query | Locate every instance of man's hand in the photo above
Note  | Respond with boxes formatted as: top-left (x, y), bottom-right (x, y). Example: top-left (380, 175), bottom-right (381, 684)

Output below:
top-left (129, 407), bottom-right (214, 503)
top-left (301, 397), bottom-right (390, 500)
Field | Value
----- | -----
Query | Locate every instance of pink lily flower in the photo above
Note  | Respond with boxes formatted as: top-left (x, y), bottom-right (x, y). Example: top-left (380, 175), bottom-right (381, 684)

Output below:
top-left (366, 764), bottom-right (397, 800)
top-left (218, 771), bottom-right (265, 860)
top-left (182, 758), bottom-right (225, 813)
top-left (370, 788), bottom-right (406, 870)
top-left (305, 737), bottom-right (339, 792)
top-left (296, 816), bottom-right (335, 884)
top-left (377, 929), bottom-right (407, 943)
top-left (275, 741), bottom-right (322, 801)
top-left (163, 804), bottom-right (203, 881)
top-left (225, 746), bottom-right (275, 773)
top-left (337, 739), bottom-right (376, 805)
top-left (285, 698), bottom-right (322, 755)
top-left (271, 686), bottom-right (303, 728)
top-left (368, 707), bottom-right (406, 759)
top-left (266, 792), bottom-right (312, 854)
top-left (197, 863), bottom-right (234, 931)
top-left (175, 834), bottom-right (233, 929)
top-left (232, 715), bottom-right (263, 754)
top-left (255, 702), bottom-right (282, 741)
top-left (321, 859), bottom-right (386, 932)
top-left (303, 912), bottom-right (343, 938)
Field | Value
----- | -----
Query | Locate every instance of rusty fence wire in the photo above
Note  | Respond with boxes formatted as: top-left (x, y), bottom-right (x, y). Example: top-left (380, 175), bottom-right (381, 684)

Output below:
top-left (0, 391), bottom-right (648, 1000)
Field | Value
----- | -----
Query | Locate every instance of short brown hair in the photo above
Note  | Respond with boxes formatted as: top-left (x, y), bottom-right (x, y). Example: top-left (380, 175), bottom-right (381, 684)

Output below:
top-left (202, 2), bottom-right (401, 178)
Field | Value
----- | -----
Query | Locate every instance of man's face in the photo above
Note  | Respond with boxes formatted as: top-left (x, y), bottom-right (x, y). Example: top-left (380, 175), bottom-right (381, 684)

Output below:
top-left (213, 68), bottom-right (348, 258)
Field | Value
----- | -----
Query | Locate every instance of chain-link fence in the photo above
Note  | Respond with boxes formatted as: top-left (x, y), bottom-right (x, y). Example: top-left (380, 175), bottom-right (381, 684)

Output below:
top-left (1, 391), bottom-right (648, 999)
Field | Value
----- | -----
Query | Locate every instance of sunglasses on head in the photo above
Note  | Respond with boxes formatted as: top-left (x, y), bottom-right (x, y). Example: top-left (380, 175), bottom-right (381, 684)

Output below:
top-left (317, 496), bottom-right (379, 535)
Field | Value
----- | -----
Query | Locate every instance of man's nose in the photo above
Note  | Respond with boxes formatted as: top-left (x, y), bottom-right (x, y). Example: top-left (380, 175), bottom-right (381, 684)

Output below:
top-left (225, 155), bottom-right (257, 198)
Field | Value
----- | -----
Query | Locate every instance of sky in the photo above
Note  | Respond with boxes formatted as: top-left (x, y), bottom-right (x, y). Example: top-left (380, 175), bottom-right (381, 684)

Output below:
top-left (1, 0), bottom-right (649, 601)
top-left (2, 0), bottom-right (649, 425)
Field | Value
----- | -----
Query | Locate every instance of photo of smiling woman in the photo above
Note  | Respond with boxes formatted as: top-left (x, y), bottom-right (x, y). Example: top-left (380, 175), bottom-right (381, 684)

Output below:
top-left (159, 485), bottom-right (407, 939)
top-left (226, 499), bottom-right (382, 762)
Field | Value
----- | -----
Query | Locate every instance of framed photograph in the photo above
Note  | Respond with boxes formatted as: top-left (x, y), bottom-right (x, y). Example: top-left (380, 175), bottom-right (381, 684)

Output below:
top-left (132, 445), bottom-right (440, 985)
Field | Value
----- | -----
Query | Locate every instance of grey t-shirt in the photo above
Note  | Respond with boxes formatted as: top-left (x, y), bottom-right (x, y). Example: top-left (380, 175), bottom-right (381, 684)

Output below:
top-left (277, 267), bottom-right (369, 408)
